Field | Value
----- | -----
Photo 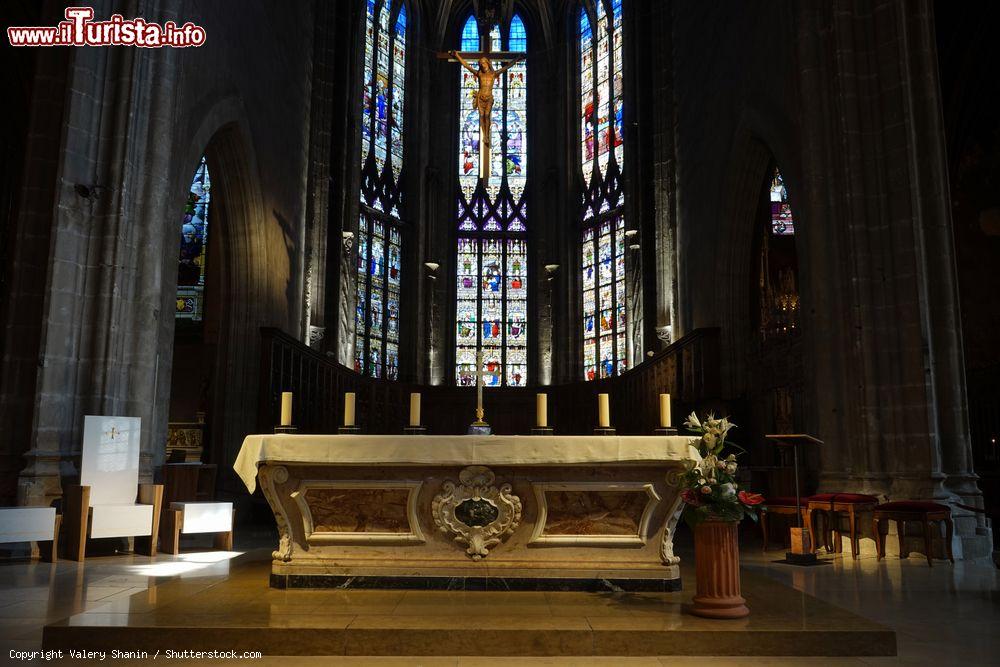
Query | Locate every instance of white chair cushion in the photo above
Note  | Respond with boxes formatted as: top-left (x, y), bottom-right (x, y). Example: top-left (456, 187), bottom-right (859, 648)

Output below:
top-left (90, 504), bottom-right (153, 539)
top-left (0, 507), bottom-right (56, 543)
top-left (170, 502), bottom-right (233, 534)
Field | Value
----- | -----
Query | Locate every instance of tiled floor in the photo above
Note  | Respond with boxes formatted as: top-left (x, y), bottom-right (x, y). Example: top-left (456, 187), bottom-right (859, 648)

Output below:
top-left (0, 533), bottom-right (997, 665)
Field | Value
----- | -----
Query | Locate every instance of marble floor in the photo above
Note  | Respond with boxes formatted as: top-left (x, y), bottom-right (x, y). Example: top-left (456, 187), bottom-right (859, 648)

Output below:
top-left (0, 532), bottom-right (997, 666)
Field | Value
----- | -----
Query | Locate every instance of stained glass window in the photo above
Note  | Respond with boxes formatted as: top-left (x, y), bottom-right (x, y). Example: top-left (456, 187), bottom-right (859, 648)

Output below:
top-left (580, 0), bottom-right (628, 380)
top-left (455, 13), bottom-right (529, 387)
top-left (770, 168), bottom-right (795, 235)
top-left (176, 156), bottom-right (210, 321)
top-left (357, 0), bottom-right (406, 379)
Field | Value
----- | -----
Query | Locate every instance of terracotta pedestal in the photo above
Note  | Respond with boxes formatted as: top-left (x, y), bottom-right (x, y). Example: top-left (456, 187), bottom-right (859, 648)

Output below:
top-left (689, 519), bottom-right (750, 619)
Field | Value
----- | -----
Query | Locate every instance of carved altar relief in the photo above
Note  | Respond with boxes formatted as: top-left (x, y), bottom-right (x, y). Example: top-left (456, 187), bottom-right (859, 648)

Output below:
top-left (292, 480), bottom-right (424, 545)
top-left (529, 482), bottom-right (661, 547)
top-left (659, 470), bottom-right (686, 565)
top-left (259, 465), bottom-right (294, 562)
top-left (432, 466), bottom-right (521, 560)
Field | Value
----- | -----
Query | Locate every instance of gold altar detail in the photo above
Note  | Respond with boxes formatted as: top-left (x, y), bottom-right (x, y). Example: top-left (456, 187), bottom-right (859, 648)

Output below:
top-left (166, 417), bottom-right (205, 462)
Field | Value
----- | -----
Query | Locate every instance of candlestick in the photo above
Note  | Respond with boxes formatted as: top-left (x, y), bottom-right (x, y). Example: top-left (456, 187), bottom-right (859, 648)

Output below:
top-left (468, 350), bottom-right (491, 434)
top-left (344, 392), bottom-right (356, 427)
top-left (280, 392), bottom-right (293, 426)
top-left (476, 350), bottom-right (484, 420)
top-left (409, 392), bottom-right (421, 427)
top-left (598, 393), bottom-right (610, 428)
top-left (660, 393), bottom-right (672, 428)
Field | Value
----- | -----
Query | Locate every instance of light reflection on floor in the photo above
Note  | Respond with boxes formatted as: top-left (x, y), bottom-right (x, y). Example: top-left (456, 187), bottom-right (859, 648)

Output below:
top-left (122, 551), bottom-right (242, 578)
top-left (0, 533), bottom-right (996, 665)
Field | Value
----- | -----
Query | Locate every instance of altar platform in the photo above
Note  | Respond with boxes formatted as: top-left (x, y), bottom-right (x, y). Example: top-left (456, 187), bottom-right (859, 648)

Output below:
top-left (235, 434), bottom-right (701, 590)
top-left (41, 549), bottom-right (896, 657)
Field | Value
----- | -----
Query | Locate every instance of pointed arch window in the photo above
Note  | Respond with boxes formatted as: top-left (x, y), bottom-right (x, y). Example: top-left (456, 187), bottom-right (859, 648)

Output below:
top-left (176, 156), bottom-right (211, 321)
top-left (770, 168), bottom-right (795, 235)
top-left (580, 0), bottom-right (627, 380)
top-left (758, 166), bottom-right (800, 339)
top-left (455, 13), bottom-right (529, 387)
top-left (356, 0), bottom-right (407, 379)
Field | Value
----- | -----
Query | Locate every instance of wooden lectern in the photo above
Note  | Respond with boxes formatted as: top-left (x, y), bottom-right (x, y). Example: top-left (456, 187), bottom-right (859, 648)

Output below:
top-left (765, 434), bottom-right (823, 565)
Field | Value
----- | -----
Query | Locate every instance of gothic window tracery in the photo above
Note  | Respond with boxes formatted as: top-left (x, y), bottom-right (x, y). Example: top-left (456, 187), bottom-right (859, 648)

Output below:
top-left (357, 0), bottom-right (407, 379)
top-left (455, 13), bottom-right (529, 387)
top-left (580, 0), bottom-right (628, 380)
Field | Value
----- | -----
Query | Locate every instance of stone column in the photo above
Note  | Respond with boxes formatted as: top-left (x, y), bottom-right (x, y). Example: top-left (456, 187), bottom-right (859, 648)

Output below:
top-left (302, 0), bottom-right (337, 351)
top-left (14, 17), bottom-right (181, 506)
top-left (796, 0), bottom-right (989, 556)
top-left (647, 0), bottom-right (677, 348)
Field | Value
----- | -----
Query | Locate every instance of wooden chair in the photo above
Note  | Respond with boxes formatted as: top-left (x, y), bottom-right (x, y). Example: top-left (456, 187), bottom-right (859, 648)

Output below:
top-left (760, 496), bottom-right (809, 551)
top-left (0, 507), bottom-right (61, 562)
top-left (64, 416), bottom-right (163, 561)
top-left (161, 503), bottom-right (234, 554)
top-left (159, 463), bottom-right (233, 555)
top-left (806, 493), bottom-right (878, 559)
top-left (872, 501), bottom-right (954, 566)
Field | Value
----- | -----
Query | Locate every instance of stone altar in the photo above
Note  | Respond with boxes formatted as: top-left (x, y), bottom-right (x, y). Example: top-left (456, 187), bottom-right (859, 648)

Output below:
top-left (235, 434), bottom-right (700, 590)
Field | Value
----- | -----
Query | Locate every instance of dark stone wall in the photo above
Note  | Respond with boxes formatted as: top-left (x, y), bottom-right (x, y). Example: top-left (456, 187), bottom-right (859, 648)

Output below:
top-left (0, 0), bottom-right (317, 503)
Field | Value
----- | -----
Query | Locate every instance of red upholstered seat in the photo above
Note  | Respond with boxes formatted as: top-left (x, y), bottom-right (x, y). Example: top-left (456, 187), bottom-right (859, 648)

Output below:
top-left (765, 496), bottom-right (805, 507)
top-left (808, 493), bottom-right (878, 504)
top-left (876, 501), bottom-right (950, 513)
top-left (831, 493), bottom-right (878, 503)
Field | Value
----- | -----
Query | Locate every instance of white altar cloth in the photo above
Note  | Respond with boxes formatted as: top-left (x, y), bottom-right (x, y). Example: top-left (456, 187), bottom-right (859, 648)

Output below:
top-left (235, 434), bottom-right (699, 493)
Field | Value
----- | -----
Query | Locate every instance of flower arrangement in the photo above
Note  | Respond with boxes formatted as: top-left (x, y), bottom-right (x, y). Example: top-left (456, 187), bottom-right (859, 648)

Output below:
top-left (679, 412), bottom-right (763, 527)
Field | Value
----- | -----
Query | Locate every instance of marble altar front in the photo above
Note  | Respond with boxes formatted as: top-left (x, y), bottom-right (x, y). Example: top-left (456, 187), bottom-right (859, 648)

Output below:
top-left (235, 434), bottom-right (700, 590)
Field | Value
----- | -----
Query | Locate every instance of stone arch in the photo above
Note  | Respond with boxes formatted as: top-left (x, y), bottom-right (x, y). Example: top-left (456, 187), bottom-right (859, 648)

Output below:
top-left (712, 119), bottom-right (805, 398)
top-left (157, 96), bottom-right (271, 487)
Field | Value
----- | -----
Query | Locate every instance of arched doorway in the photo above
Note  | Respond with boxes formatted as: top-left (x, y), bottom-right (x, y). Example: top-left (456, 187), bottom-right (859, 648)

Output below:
top-left (746, 162), bottom-right (808, 505)
top-left (166, 156), bottom-right (221, 465)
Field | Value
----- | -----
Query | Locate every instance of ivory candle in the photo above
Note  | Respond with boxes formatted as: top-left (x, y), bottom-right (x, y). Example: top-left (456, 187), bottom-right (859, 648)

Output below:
top-left (660, 393), bottom-right (672, 428)
top-left (280, 392), bottom-right (293, 426)
top-left (536, 393), bottom-right (548, 428)
top-left (409, 392), bottom-right (421, 427)
top-left (598, 393), bottom-right (610, 428)
top-left (344, 392), bottom-right (356, 427)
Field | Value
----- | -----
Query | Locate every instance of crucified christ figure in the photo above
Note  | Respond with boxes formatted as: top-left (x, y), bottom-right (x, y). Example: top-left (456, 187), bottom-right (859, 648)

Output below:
top-left (450, 50), bottom-right (526, 179)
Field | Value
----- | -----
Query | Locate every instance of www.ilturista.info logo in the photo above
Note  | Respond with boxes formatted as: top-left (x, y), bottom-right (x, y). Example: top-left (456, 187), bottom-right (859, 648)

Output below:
top-left (7, 7), bottom-right (206, 48)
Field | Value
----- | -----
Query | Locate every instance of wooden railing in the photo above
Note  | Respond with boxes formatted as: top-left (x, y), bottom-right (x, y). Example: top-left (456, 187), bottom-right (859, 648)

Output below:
top-left (258, 327), bottom-right (721, 436)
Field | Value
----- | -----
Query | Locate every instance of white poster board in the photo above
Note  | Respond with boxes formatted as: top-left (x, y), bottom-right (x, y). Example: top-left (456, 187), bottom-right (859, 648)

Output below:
top-left (80, 416), bottom-right (141, 506)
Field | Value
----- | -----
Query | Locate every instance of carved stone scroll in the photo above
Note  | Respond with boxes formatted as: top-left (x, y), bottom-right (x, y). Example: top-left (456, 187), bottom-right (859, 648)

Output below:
top-left (431, 466), bottom-right (521, 560)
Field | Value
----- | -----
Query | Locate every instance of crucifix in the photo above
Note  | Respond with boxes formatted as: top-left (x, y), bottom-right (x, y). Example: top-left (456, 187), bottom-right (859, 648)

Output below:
top-left (439, 43), bottom-right (526, 180)
top-left (468, 349), bottom-right (492, 434)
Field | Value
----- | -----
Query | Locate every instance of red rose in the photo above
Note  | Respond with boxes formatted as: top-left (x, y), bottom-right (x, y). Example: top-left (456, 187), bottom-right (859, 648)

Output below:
top-left (738, 491), bottom-right (764, 506)
top-left (681, 489), bottom-right (702, 507)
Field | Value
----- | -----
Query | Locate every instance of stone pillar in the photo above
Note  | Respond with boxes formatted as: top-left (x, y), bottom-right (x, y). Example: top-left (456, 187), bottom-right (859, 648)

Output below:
top-left (647, 0), bottom-right (677, 348)
top-left (14, 21), bottom-right (180, 506)
top-left (302, 0), bottom-right (337, 351)
top-left (796, 0), bottom-right (989, 556)
top-left (0, 39), bottom-right (70, 507)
